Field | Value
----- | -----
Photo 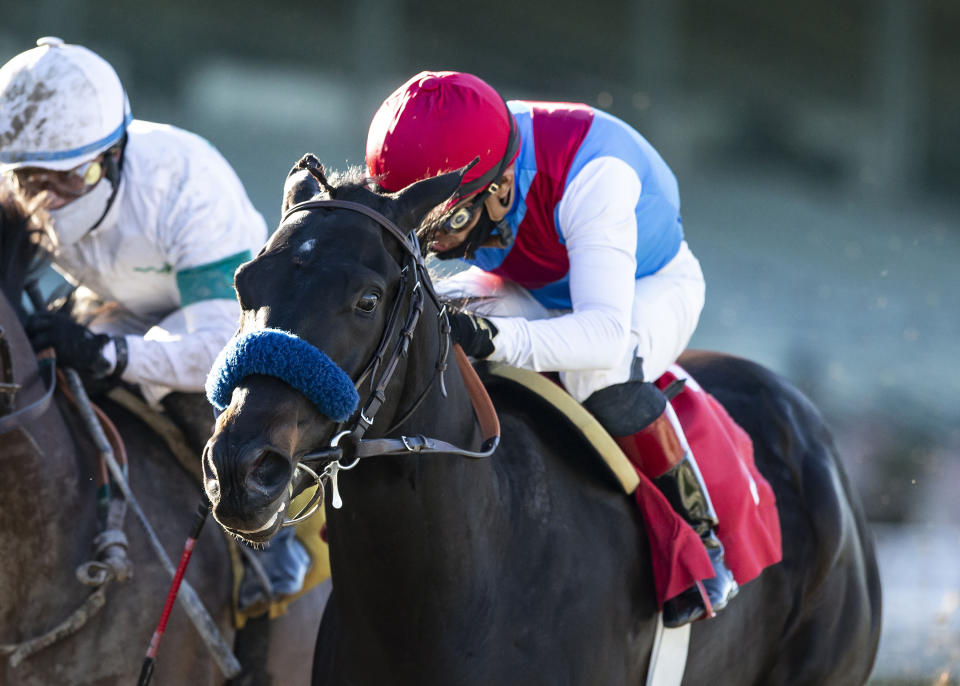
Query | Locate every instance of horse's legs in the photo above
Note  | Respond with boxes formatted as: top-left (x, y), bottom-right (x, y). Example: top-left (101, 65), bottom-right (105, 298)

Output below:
top-left (311, 590), bottom-right (340, 686)
top-left (230, 615), bottom-right (272, 686)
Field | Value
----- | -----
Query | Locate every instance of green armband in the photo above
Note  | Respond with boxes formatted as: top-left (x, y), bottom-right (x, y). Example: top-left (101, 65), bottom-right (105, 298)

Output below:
top-left (176, 250), bottom-right (252, 307)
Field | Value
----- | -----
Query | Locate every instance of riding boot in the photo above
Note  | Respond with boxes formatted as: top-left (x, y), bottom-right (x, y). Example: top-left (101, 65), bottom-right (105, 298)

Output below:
top-left (615, 403), bottom-right (738, 627)
top-left (584, 380), bottom-right (738, 627)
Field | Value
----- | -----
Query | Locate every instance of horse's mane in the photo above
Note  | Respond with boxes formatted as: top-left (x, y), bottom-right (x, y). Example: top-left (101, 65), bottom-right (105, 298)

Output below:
top-left (292, 157), bottom-right (375, 201)
top-left (321, 166), bottom-right (373, 196)
top-left (0, 183), bottom-right (50, 312)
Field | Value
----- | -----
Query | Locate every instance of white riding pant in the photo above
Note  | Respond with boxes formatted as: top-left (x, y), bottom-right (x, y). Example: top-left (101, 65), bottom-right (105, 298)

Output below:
top-left (435, 242), bottom-right (705, 402)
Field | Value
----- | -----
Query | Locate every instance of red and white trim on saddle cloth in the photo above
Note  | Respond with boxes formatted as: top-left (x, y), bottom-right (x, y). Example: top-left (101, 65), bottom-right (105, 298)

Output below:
top-left (635, 364), bottom-right (782, 608)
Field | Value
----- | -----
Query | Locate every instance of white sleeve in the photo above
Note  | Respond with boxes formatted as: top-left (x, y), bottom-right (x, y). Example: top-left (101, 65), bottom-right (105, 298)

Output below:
top-left (486, 156), bottom-right (640, 371)
top-left (162, 131), bottom-right (268, 273)
top-left (117, 131), bottom-right (265, 401)
top-left (121, 298), bottom-right (239, 397)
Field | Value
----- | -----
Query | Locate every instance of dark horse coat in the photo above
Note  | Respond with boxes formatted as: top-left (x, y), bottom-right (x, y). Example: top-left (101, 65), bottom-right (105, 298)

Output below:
top-left (204, 157), bottom-right (882, 685)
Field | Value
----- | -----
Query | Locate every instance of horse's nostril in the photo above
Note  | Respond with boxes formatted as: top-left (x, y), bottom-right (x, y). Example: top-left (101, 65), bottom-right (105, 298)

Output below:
top-left (247, 449), bottom-right (293, 492)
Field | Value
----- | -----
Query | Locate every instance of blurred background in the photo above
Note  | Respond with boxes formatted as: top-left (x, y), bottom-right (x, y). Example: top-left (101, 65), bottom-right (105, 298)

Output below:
top-left (3, 1), bottom-right (958, 683)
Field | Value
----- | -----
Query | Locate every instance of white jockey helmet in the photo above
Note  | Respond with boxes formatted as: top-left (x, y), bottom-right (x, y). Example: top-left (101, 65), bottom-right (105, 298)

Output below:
top-left (0, 37), bottom-right (132, 173)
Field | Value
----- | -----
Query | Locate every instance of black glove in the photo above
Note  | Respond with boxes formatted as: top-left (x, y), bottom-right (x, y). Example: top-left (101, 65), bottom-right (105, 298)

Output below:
top-left (449, 312), bottom-right (499, 360)
top-left (25, 311), bottom-right (115, 379)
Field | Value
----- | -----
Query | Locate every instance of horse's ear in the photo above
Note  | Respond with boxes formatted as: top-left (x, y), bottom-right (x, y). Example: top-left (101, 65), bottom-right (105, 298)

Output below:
top-left (392, 158), bottom-right (479, 229)
top-left (281, 154), bottom-right (334, 215)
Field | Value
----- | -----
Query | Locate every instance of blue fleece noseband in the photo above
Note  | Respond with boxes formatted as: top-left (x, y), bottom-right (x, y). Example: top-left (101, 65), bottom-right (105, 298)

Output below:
top-left (205, 328), bottom-right (359, 422)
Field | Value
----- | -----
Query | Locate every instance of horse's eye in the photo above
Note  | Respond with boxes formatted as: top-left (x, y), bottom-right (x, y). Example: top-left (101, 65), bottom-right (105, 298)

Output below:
top-left (356, 291), bottom-right (380, 313)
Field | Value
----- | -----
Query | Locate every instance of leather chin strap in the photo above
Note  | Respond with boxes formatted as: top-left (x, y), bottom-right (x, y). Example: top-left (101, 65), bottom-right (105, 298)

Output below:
top-left (434, 100), bottom-right (520, 262)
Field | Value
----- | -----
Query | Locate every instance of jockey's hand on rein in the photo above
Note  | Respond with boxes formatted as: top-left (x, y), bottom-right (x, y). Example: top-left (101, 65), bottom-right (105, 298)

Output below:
top-left (449, 312), bottom-right (499, 360)
top-left (25, 311), bottom-right (115, 380)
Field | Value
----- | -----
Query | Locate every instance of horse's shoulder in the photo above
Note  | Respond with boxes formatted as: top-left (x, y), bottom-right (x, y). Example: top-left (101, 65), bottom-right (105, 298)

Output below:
top-left (481, 371), bottom-right (629, 494)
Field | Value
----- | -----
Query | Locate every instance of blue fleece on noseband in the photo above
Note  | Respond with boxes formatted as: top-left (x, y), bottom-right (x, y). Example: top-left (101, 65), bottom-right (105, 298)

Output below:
top-left (205, 328), bottom-right (359, 421)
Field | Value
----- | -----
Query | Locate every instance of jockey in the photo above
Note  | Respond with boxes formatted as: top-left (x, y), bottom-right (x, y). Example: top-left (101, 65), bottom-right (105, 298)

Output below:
top-left (0, 37), bottom-right (307, 614)
top-left (366, 71), bottom-right (737, 627)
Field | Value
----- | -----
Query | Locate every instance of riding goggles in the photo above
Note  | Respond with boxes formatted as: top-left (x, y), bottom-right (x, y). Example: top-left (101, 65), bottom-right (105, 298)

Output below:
top-left (7, 156), bottom-right (106, 200)
top-left (439, 100), bottom-right (519, 235)
top-left (440, 182), bottom-right (499, 234)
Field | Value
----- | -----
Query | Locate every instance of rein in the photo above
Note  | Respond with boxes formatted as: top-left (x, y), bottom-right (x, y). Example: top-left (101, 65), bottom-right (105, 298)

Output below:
top-left (0, 346), bottom-right (57, 435)
top-left (275, 198), bottom-right (501, 519)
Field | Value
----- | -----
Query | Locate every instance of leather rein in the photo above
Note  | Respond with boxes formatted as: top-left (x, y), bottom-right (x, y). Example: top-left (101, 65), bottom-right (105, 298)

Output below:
top-left (276, 199), bottom-right (500, 519)
top-left (0, 341), bottom-right (57, 435)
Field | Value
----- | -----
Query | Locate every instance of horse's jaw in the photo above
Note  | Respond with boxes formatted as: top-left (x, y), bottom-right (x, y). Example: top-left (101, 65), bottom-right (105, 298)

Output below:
top-left (228, 508), bottom-right (289, 545)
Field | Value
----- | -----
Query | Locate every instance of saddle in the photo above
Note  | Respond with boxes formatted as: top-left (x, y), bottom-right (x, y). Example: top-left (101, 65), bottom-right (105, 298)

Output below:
top-left (481, 362), bottom-right (783, 607)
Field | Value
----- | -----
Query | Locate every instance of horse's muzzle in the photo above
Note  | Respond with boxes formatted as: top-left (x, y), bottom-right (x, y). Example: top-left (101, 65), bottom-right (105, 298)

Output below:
top-left (204, 439), bottom-right (295, 542)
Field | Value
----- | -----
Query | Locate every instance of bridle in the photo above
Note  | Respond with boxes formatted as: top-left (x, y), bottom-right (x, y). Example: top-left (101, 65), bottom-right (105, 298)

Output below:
top-left (275, 198), bottom-right (500, 523)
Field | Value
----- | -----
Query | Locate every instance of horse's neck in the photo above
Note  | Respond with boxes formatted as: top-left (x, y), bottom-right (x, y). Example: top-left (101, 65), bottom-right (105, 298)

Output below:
top-left (0, 294), bottom-right (98, 628)
top-left (327, 323), bottom-right (505, 612)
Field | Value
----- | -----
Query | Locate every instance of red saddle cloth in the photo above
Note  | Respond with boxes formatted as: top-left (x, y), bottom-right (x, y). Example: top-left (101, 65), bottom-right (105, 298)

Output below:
top-left (637, 365), bottom-right (782, 607)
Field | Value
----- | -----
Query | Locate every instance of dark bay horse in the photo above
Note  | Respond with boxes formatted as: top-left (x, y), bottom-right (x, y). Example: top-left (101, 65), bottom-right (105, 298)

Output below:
top-left (203, 157), bottom-right (882, 685)
top-left (0, 188), bottom-right (320, 684)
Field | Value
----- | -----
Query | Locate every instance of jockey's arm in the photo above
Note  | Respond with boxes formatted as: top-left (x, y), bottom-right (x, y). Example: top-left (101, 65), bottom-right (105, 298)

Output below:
top-left (112, 295), bottom-right (241, 397)
top-left (486, 157), bottom-right (641, 371)
top-left (107, 152), bottom-right (265, 403)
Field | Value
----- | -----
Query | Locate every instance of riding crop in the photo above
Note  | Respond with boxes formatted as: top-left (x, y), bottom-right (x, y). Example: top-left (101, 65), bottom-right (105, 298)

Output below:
top-left (61, 369), bottom-right (242, 680)
top-left (136, 498), bottom-right (211, 686)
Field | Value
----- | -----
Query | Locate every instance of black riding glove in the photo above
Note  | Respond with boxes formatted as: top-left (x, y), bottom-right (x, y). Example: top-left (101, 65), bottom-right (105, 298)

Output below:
top-left (25, 311), bottom-right (115, 379)
top-left (449, 312), bottom-right (499, 360)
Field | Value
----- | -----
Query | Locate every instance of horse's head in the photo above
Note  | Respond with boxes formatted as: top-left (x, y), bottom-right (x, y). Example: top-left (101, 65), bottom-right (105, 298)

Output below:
top-left (203, 154), bottom-right (465, 542)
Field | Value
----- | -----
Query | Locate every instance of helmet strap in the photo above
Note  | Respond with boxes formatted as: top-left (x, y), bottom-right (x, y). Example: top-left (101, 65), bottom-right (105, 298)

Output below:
top-left (431, 99), bottom-right (521, 261)
top-left (86, 134), bottom-right (127, 234)
top-left (434, 201), bottom-right (505, 261)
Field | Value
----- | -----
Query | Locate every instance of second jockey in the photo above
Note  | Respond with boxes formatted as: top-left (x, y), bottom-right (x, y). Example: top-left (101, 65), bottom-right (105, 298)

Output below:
top-left (366, 70), bottom-right (737, 627)
top-left (0, 37), bottom-right (308, 615)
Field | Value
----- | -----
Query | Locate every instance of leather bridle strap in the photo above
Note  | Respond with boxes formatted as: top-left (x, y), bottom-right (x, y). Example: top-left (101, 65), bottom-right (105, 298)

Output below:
top-left (283, 197), bottom-right (449, 319)
top-left (282, 199), bottom-right (418, 259)
top-left (284, 197), bottom-right (500, 469)
top-left (346, 345), bottom-right (500, 459)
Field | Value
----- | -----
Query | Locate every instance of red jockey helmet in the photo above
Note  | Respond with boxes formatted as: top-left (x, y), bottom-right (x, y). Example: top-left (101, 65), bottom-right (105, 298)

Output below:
top-left (366, 71), bottom-right (520, 201)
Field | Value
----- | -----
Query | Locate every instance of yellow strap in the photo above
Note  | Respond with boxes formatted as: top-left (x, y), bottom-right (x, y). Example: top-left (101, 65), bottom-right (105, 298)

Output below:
top-left (485, 363), bottom-right (640, 494)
